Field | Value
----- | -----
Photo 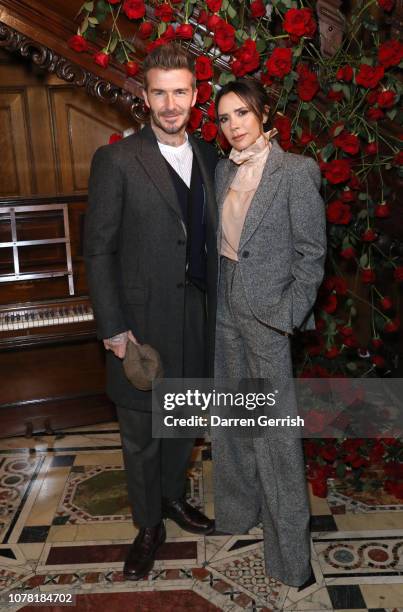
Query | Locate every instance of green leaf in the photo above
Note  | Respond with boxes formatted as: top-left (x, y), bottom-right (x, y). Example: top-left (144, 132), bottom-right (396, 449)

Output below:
top-left (358, 192), bottom-right (368, 200)
top-left (109, 31), bottom-right (118, 53)
top-left (235, 29), bottom-right (248, 43)
top-left (124, 40), bottom-right (136, 53)
top-left (321, 143), bottom-right (335, 162)
top-left (85, 27), bottom-right (97, 42)
top-left (88, 16), bottom-right (99, 24)
top-left (115, 46), bottom-right (127, 64)
top-left (333, 124), bottom-right (344, 137)
top-left (361, 56), bottom-right (373, 66)
top-left (203, 36), bottom-right (213, 50)
top-left (284, 74), bottom-right (295, 92)
top-left (386, 108), bottom-right (397, 121)
top-left (227, 3), bottom-right (237, 19)
top-left (336, 462), bottom-right (346, 477)
top-left (350, 306), bottom-right (357, 317)
top-left (359, 253), bottom-right (368, 268)
top-left (222, 0), bottom-right (230, 10)
top-left (84, 1), bottom-right (94, 11)
top-left (332, 83), bottom-right (342, 92)
top-left (295, 125), bottom-right (302, 138)
top-left (158, 22), bottom-right (167, 36)
top-left (357, 209), bottom-right (368, 219)
top-left (219, 72), bottom-right (236, 86)
top-left (80, 16), bottom-right (89, 35)
top-left (341, 84), bottom-right (351, 101)
top-left (255, 38), bottom-right (266, 53)
top-left (308, 108), bottom-right (316, 122)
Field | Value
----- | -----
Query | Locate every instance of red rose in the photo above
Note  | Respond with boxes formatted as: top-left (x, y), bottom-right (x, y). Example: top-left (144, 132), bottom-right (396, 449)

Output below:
top-left (138, 21), bottom-right (153, 39)
top-left (322, 294), bottom-right (337, 314)
top-left (68, 34), bottom-right (89, 53)
top-left (378, 39), bottom-right (403, 68)
top-left (162, 25), bottom-right (176, 41)
top-left (360, 267), bottom-right (376, 283)
top-left (326, 200), bottom-right (352, 224)
top-left (207, 14), bottom-right (223, 32)
top-left (198, 9), bottom-right (208, 25)
top-left (320, 444), bottom-right (338, 462)
top-left (327, 89), bottom-right (344, 102)
top-left (283, 8), bottom-right (317, 40)
top-left (326, 276), bottom-right (348, 294)
top-left (310, 478), bottom-right (328, 498)
top-left (371, 337), bottom-right (384, 349)
top-left (123, 0), bottom-right (146, 20)
top-left (273, 115), bottom-right (291, 141)
top-left (201, 121), bottom-right (218, 142)
top-left (297, 64), bottom-right (319, 101)
top-left (214, 21), bottom-right (235, 52)
top-left (176, 24), bottom-right (193, 39)
top-left (384, 318), bottom-right (400, 333)
top-left (375, 202), bottom-right (391, 218)
top-left (217, 131), bottom-right (230, 152)
top-left (384, 480), bottom-right (403, 500)
top-left (394, 151), bottom-right (403, 165)
top-left (125, 60), bottom-right (139, 77)
top-left (333, 131), bottom-right (360, 155)
top-left (206, 0), bottom-right (222, 11)
top-left (299, 131), bottom-right (315, 145)
top-left (188, 107), bottom-right (203, 132)
top-left (361, 228), bottom-right (377, 242)
top-left (340, 246), bottom-right (356, 259)
top-left (195, 56), bottom-right (213, 81)
top-left (266, 47), bottom-right (293, 78)
top-left (207, 101), bottom-right (216, 120)
top-left (325, 346), bottom-right (340, 359)
top-left (343, 334), bottom-right (358, 348)
top-left (377, 90), bottom-right (396, 108)
top-left (154, 3), bottom-right (174, 22)
top-left (197, 82), bottom-right (212, 104)
top-left (348, 173), bottom-right (362, 190)
top-left (339, 325), bottom-right (353, 337)
top-left (336, 65), bottom-right (353, 82)
top-left (365, 141), bottom-right (378, 155)
top-left (108, 0), bottom-right (121, 3)
top-left (377, 0), bottom-right (395, 11)
top-left (366, 89), bottom-right (380, 105)
top-left (94, 51), bottom-right (109, 68)
top-left (380, 296), bottom-right (393, 310)
top-left (109, 133), bottom-right (123, 144)
top-left (394, 266), bottom-right (403, 282)
top-left (232, 39), bottom-right (260, 77)
top-left (355, 64), bottom-right (384, 89)
top-left (366, 107), bottom-right (385, 121)
top-left (324, 159), bottom-right (351, 184)
top-left (261, 72), bottom-right (274, 86)
top-left (340, 190), bottom-right (356, 202)
top-left (250, 0), bottom-right (266, 18)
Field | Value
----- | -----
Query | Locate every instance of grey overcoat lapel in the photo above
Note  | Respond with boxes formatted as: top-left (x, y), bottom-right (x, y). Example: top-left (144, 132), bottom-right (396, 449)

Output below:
top-left (189, 133), bottom-right (216, 232)
top-left (217, 139), bottom-right (285, 251)
top-left (136, 124), bottom-right (184, 224)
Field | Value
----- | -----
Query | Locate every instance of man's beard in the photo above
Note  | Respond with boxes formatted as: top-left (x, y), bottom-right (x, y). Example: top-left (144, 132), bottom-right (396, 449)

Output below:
top-left (150, 107), bottom-right (191, 134)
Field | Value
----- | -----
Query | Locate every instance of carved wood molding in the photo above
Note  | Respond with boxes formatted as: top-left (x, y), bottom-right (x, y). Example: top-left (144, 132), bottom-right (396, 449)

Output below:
top-left (0, 21), bottom-right (146, 122)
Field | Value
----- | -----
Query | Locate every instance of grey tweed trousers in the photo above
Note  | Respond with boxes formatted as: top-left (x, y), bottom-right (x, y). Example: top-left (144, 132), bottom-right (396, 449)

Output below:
top-left (212, 257), bottom-right (311, 587)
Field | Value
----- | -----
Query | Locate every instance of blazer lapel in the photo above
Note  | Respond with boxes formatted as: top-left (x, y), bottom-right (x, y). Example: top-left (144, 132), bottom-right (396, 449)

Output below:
top-left (135, 124), bottom-right (184, 224)
top-left (189, 134), bottom-right (217, 232)
top-left (238, 139), bottom-right (285, 251)
top-left (216, 160), bottom-right (237, 250)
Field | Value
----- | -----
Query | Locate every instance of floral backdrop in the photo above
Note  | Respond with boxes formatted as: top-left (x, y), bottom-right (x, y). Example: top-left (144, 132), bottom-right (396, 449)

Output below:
top-left (68, 0), bottom-right (403, 499)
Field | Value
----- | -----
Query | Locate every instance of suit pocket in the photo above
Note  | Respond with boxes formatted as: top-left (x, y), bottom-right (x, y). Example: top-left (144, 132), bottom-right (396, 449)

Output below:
top-left (125, 286), bottom-right (147, 304)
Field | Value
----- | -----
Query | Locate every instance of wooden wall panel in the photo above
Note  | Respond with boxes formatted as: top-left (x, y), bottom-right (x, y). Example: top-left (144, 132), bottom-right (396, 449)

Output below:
top-left (0, 51), bottom-right (133, 197)
top-left (50, 88), bottom-right (130, 193)
top-left (0, 90), bottom-right (32, 195)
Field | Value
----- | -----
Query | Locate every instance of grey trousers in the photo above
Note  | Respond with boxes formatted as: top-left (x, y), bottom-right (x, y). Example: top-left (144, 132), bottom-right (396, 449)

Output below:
top-left (117, 282), bottom-right (206, 528)
top-left (212, 257), bottom-right (311, 587)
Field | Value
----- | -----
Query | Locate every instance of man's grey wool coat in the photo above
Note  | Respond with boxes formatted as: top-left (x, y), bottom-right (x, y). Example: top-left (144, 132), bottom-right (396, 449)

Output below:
top-left (84, 124), bottom-right (218, 411)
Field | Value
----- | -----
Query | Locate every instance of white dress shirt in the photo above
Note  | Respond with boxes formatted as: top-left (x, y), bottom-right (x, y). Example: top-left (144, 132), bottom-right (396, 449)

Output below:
top-left (157, 133), bottom-right (193, 187)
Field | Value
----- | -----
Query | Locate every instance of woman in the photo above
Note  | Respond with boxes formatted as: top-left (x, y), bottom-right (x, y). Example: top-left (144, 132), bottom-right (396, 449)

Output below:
top-left (212, 79), bottom-right (326, 587)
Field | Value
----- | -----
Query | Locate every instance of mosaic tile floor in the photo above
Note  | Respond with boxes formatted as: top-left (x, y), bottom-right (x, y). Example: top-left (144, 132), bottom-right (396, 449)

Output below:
top-left (0, 422), bottom-right (402, 611)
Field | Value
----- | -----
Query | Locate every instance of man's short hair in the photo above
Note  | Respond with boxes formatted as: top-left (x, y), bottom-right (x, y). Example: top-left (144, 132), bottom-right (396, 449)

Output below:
top-left (142, 42), bottom-right (196, 90)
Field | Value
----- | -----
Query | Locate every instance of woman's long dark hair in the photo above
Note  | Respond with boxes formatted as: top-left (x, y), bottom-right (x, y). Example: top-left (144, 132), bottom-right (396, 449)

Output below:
top-left (215, 78), bottom-right (272, 126)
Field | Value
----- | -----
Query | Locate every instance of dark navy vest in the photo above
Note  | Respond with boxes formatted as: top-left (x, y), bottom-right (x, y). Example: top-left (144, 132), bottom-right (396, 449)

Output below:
top-left (164, 155), bottom-right (206, 288)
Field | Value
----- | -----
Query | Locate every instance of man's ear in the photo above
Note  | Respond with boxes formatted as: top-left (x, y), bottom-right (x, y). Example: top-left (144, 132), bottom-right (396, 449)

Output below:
top-left (191, 87), bottom-right (198, 107)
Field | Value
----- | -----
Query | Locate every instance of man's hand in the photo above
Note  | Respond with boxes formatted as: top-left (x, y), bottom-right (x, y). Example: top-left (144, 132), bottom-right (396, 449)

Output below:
top-left (103, 330), bottom-right (138, 359)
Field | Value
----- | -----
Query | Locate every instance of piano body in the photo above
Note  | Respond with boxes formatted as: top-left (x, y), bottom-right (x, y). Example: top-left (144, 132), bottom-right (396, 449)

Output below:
top-left (0, 194), bottom-right (116, 437)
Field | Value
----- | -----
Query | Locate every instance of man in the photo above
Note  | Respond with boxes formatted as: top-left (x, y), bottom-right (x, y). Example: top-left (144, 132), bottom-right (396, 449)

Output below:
top-left (84, 43), bottom-right (218, 580)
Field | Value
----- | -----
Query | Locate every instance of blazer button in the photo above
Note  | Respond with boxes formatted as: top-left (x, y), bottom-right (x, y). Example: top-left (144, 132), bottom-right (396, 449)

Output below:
top-left (242, 251), bottom-right (250, 258)
top-left (177, 282), bottom-right (184, 289)
top-left (177, 239), bottom-right (185, 246)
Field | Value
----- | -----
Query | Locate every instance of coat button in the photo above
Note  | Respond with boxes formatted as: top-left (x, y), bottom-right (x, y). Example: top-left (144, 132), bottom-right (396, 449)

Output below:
top-left (176, 282), bottom-right (184, 289)
top-left (177, 239), bottom-right (185, 246)
top-left (242, 251), bottom-right (250, 258)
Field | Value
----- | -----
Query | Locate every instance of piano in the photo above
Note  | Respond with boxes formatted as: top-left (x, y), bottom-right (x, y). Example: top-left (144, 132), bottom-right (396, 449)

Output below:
top-left (0, 195), bottom-right (115, 438)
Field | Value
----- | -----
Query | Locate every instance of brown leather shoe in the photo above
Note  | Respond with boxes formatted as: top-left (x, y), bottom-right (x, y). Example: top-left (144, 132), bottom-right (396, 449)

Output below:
top-left (123, 521), bottom-right (166, 580)
top-left (162, 497), bottom-right (215, 534)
